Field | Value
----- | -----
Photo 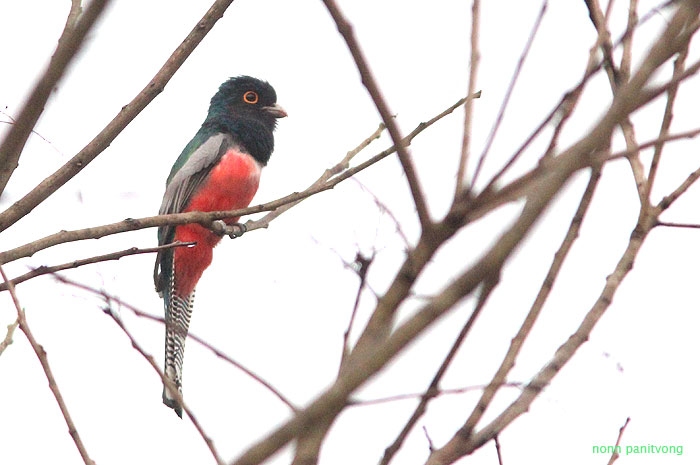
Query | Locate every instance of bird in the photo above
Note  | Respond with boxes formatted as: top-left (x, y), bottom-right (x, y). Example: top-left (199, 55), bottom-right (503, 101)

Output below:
top-left (153, 76), bottom-right (286, 417)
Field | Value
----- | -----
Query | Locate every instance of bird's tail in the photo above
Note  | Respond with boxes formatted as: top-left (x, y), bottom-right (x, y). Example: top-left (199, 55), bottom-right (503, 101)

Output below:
top-left (163, 273), bottom-right (195, 418)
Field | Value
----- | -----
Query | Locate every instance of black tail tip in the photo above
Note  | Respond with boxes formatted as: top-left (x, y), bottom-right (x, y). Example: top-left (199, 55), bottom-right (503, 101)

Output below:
top-left (163, 393), bottom-right (183, 418)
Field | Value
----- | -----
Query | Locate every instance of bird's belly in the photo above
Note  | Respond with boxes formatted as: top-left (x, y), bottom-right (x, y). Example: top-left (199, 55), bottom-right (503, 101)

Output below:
top-left (172, 150), bottom-right (262, 296)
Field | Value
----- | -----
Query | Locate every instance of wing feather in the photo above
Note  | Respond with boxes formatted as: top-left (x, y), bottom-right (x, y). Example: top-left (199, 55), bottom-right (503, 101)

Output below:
top-left (153, 133), bottom-right (237, 292)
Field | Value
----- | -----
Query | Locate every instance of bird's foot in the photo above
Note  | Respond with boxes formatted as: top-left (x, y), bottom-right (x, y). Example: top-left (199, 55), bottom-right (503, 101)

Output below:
top-left (211, 220), bottom-right (247, 239)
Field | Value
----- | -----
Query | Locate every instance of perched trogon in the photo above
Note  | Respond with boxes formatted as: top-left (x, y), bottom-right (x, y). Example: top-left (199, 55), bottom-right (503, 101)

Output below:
top-left (153, 76), bottom-right (286, 417)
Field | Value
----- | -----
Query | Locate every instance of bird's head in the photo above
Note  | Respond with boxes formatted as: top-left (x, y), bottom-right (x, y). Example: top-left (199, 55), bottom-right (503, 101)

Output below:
top-left (208, 76), bottom-right (287, 131)
top-left (203, 76), bottom-right (286, 165)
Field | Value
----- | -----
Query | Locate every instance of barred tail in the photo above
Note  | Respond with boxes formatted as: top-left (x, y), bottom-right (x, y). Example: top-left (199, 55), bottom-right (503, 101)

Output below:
top-left (163, 269), bottom-right (195, 418)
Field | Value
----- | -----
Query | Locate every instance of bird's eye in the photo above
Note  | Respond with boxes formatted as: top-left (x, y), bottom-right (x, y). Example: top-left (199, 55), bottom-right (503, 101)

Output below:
top-left (243, 91), bottom-right (259, 104)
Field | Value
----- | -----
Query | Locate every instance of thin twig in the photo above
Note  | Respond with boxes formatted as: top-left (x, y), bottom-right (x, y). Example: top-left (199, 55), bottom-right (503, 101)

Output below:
top-left (482, 96), bottom-right (561, 193)
top-left (471, 0), bottom-right (547, 186)
top-left (657, 163), bottom-right (700, 211)
top-left (348, 382), bottom-right (524, 408)
top-left (635, 0), bottom-right (676, 31)
top-left (655, 221), bottom-right (700, 229)
top-left (0, 110), bottom-right (65, 156)
top-left (423, 426), bottom-right (435, 452)
top-left (645, 44), bottom-right (688, 209)
top-left (0, 241), bottom-right (194, 291)
top-left (308, 235), bottom-right (380, 301)
top-left (606, 417), bottom-right (631, 465)
top-left (607, 126), bottom-right (700, 161)
top-left (494, 436), bottom-right (504, 465)
top-left (585, 0), bottom-right (621, 88)
top-left (455, 0), bottom-right (481, 195)
top-left (482, 15), bottom-right (608, 195)
top-left (380, 276), bottom-right (499, 465)
top-left (351, 178), bottom-right (411, 248)
top-left (0, 264), bottom-right (95, 465)
top-left (339, 252), bottom-right (374, 369)
top-left (321, 0), bottom-right (432, 230)
top-left (620, 0), bottom-right (638, 82)
top-left (0, 318), bottom-right (19, 357)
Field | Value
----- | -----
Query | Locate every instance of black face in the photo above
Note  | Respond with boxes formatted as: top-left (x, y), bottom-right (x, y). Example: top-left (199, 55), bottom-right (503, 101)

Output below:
top-left (205, 75), bottom-right (286, 165)
top-left (210, 76), bottom-right (283, 130)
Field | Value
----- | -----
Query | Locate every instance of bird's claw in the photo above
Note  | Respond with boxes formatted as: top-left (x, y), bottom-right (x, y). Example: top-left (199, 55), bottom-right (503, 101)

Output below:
top-left (211, 220), bottom-right (247, 239)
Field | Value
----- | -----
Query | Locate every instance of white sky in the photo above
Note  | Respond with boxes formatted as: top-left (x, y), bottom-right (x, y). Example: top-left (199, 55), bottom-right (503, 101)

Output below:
top-left (1, 1), bottom-right (698, 464)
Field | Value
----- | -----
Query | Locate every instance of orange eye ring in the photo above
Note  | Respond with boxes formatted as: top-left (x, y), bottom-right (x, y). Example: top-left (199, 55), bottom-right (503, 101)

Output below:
top-left (243, 91), bottom-right (259, 104)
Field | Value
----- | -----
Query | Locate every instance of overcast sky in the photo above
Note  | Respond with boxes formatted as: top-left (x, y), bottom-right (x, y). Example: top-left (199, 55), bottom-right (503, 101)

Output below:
top-left (1, 1), bottom-right (698, 464)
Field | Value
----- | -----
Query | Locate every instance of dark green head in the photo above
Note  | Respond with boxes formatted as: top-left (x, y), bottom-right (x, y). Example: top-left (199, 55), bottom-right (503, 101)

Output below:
top-left (203, 76), bottom-right (286, 165)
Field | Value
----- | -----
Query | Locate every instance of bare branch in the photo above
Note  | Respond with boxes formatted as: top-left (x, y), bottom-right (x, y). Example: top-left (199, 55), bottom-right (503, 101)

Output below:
top-left (380, 277), bottom-right (499, 465)
top-left (657, 163), bottom-right (700, 210)
top-left (0, 0), bottom-right (239, 232)
top-left (339, 252), bottom-right (374, 369)
top-left (0, 265), bottom-right (95, 465)
top-left (585, 0), bottom-right (620, 88)
top-left (607, 126), bottom-right (700, 161)
top-left (645, 44), bottom-right (689, 209)
top-left (461, 165), bottom-right (602, 440)
top-left (494, 436), bottom-right (504, 465)
top-left (471, 0), bottom-right (547, 187)
top-left (426, 204), bottom-right (655, 464)
top-left (0, 241), bottom-right (194, 291)
top-left (423, 426), bottom-right (435, 452)
top-left (0, 0), bottom-right (110, 195)
top-left (348, 382), bottom-right (524, 408)
top-left (455, 0), bottom-right (481, 194)
top-left (0, 193), bottom-right (311, 265)
top-left (321, 0), bottom-right (432, 230)
top-left (0, 318), bottom-right (19, 357)
top-left (586, 0), bottom-right (647, 203)
top-left (0, 110), bottom-right (66, 156)
top-left (656, 220), bottom-right (700, 229)
top-left (482, 9), bottom-right (609, 194)
top-left (352, 179), bottom-right (411, 248)
top-left (620, 0), bottom-right (638, 82)
top-left (606, 417), bottom-right (631, 465)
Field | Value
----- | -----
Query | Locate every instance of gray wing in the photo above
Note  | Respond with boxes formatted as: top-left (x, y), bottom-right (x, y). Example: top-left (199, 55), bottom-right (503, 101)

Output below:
top-left (154, 133), bottom-right (235, 292)
top-left (158, 133), bottom-right (236, 220)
